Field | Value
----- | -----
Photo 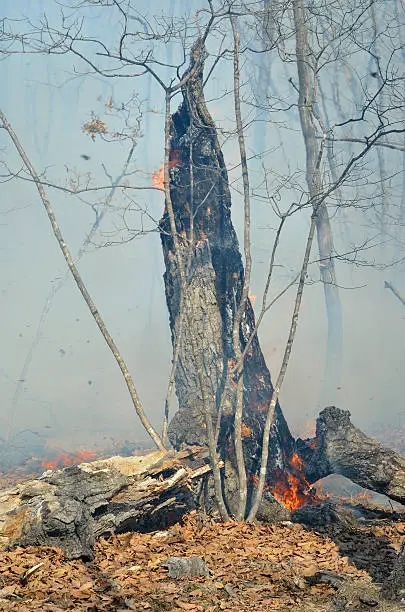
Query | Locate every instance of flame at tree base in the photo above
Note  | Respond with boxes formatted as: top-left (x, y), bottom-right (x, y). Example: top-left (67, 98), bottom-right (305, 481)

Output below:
top-left (270, 453), bottom-right (314, 512)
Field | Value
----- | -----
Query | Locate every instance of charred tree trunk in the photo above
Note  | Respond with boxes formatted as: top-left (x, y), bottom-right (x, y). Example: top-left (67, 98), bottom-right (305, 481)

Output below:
top-left (159, 44), bottom-right (295, 514)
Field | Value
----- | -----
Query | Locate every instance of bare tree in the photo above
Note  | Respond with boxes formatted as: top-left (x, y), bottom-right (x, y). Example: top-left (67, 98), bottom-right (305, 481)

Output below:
top-left (229, 11), bottom-right (250, 521)
top-left (292, 0), bottom-right (343, 398)
top-left (241, 0), bottom-right (404, 402)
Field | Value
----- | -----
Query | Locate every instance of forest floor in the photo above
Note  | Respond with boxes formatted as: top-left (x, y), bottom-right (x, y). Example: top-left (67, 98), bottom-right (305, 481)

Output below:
top-left (0, 506), bottom-right (404, 612)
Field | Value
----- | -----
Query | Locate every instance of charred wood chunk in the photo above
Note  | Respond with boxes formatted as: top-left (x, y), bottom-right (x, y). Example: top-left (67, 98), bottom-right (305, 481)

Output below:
top-left (292, 501), bottom-right (357, 530)
top-left (0, 449), bottom-right (208, 559)
top-left (305, 570), bottom-right (345, 590)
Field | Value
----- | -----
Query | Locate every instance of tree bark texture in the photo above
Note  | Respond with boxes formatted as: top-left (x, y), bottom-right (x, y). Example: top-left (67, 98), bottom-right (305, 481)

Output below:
top-left (159, 43), bottom-right (295, 501)
top-left (298, 406), bottom-right (405, 503)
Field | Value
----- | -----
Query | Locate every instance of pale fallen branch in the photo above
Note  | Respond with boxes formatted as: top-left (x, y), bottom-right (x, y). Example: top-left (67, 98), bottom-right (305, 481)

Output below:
top-left (20, 562), bottom-right (44, 586)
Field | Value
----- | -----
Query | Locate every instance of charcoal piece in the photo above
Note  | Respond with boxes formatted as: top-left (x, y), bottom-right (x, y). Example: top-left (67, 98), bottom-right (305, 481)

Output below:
top-left (306, 570), bottom-right (345, 589)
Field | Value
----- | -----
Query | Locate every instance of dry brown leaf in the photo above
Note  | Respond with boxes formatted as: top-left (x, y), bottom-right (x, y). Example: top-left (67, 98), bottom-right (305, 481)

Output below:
top-left (176, 601), bottom-right (202, 610)
top-left (188, 589), bottom-right (204, 596)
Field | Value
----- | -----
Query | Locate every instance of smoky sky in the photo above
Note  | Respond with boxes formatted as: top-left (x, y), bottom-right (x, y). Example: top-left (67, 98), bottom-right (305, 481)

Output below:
top-left (1, 0), bottom-right (404, 456)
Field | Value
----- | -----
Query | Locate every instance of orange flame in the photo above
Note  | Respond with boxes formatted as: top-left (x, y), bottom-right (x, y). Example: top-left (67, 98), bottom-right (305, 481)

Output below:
top-left (315, 482), bottom-right (374, 507)
top-left (241, 422), bottom-right (252, 438)
top-left (248, 292), bottom-right (257, 307)
top-left (41, 449), bottom-right (96, 470)
top-left (271, 453), bottom-right (313, 511)
top-left (152, 149), bottom-right (182, 190)
top-left (152, 166), bottom-right (165, 189)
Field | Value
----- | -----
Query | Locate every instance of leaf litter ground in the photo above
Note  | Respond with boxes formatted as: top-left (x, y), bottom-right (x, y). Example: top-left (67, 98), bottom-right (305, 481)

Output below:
top-left (0, 510), bottom-right (404, 611)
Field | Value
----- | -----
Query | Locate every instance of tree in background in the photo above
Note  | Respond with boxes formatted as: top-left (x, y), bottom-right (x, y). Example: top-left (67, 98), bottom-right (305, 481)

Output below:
top-left (242, 0), bottom-right (404, 403)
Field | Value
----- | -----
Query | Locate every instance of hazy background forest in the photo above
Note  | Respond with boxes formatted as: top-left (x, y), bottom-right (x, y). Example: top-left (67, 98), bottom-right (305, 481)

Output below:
top-left (1, 0), bottom-right (404, 462)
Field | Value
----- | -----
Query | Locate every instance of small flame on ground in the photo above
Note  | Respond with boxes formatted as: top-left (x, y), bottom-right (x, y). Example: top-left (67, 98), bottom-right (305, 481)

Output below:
top-left (315, 481), bottom-right (374, 507)
top-left (41, 449), bottom-right (96, 470)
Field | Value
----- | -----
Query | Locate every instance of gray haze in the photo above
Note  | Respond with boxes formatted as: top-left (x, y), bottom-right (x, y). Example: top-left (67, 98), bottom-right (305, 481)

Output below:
top-left (1, 0), bottom-right (404, 458)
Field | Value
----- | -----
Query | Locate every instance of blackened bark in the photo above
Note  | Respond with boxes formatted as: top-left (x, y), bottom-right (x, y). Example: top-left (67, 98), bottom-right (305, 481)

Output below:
top-left (159, 42), bottom-right (295, 503)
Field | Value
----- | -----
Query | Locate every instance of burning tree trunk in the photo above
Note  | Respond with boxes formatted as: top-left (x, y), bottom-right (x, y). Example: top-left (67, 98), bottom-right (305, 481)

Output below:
top-left (159, 44), bottom-right (298, 513)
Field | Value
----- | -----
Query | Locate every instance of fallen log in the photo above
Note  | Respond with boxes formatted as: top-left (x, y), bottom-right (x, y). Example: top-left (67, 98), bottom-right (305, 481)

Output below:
top-left (0, 447), bottom-right (213, 559)
top-left (2, 406), bottom-right (405, 565)
top-left (297, 406), bottom-right (405, 505)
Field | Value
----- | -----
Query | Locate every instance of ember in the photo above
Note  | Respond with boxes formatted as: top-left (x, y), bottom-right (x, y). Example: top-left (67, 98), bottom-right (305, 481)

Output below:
top-left (248, 292), bottom-right (257, 306)
top-left (271, 453), bottom-right (313, 511)
top-left (151, 166), bottom-right (164, 189)
top-left (41, 449), bottom-right (96, 470)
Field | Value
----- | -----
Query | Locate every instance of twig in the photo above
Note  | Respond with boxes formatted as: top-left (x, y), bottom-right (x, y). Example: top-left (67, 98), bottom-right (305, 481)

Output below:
top-left (384, 281), bottom-right (405, 307)
top-left (20, 562), bottom-right (44, 586)
top-left (229, 11), bottom-right (249, 521)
